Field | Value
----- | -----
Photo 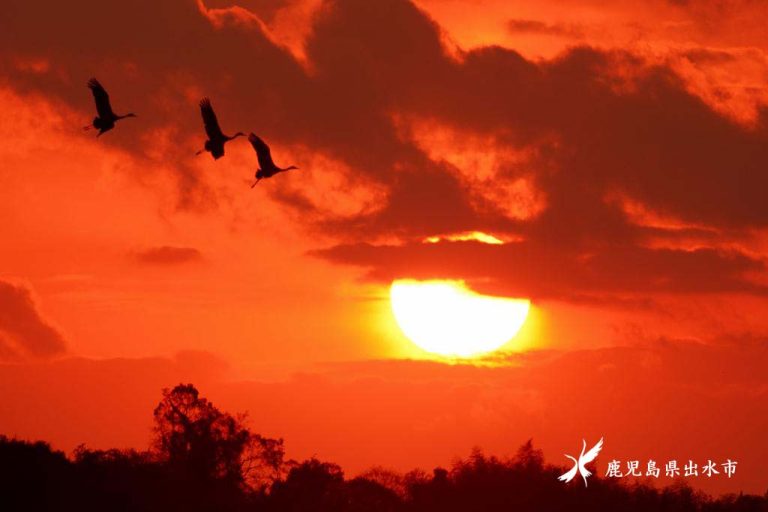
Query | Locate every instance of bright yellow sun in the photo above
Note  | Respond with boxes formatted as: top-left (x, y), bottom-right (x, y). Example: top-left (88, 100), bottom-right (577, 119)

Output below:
top-left (390, 279), bottom-right (530, 357)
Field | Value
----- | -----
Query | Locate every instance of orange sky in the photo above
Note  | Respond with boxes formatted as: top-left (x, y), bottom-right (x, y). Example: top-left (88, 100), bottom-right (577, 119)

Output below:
top-left (1, 0), bottom-right (767, 496)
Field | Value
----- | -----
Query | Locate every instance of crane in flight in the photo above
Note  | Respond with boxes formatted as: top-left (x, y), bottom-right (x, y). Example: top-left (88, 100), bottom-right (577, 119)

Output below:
top-left (83, 78), bottom-right (136, 137)
top-left (196, 98), bottom-right (244, 159)
top-left (247, 133), bottom-right (298, 187)
top-left (558, 437), bottom-right (603, 487)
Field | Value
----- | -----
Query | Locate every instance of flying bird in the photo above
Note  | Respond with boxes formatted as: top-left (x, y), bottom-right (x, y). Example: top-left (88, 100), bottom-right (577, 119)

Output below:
top-left (558, 438), bottom-right (603, 487)
top-left (248, 133), bottom-right (298, 187)
top-left (196, 98), bottom-right (244, 159)
top-left (83, 78), bottom-right (136, 136)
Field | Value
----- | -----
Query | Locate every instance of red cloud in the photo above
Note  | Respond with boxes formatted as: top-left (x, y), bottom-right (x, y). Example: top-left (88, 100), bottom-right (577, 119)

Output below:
top-left (134, 246), bottom-right (203, 265)
top-left (0, 280), bottom-right (67, 361)
top-left (1, 0), bottom-right (767, 301)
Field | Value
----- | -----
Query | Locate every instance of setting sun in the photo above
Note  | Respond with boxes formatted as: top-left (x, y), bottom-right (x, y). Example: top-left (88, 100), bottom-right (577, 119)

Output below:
top-left (390, 279), bottom-right (530, 357)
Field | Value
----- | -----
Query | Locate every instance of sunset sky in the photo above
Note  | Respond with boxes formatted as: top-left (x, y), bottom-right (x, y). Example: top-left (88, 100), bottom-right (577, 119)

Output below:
top-left (1, 0), bottom-right (767, 496)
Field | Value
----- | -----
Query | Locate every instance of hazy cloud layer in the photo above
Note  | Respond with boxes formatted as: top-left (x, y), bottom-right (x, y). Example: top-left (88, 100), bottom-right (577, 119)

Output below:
top-left (0, 339), bottom-right (765, 494)
top-left (134, 246), bottom-right (203, 265)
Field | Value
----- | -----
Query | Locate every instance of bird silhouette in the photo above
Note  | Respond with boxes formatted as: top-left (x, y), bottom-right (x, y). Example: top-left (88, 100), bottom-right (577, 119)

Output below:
top-left (83, 78), bottom-right (136, 137)
top-left (558, 438), bottom-right (603, 487)
top-left (196, 98), bottom-right (244, 159)
top-left (248, 133), bottom-right (298, 187)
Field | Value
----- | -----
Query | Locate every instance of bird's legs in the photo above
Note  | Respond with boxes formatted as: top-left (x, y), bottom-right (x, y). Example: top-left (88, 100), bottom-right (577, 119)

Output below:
top-left (250, 178), bottom-right (261, 188)
top-left (195, 149), bottom-right (204, 156)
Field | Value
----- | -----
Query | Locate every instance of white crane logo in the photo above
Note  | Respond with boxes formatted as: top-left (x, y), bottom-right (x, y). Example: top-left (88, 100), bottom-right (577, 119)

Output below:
top-left (558, 438), bottom-right (604, 487)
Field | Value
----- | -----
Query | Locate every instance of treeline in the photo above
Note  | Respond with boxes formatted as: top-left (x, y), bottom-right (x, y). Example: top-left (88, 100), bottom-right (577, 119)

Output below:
top-left (0, 384), bottom-right (765, 512)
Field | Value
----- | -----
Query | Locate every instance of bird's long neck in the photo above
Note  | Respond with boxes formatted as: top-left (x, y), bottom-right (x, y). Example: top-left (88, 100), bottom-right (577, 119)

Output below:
top-left (118, 113), bottom-right (136, 120)
top-left (227, 132), bottom-right (245, 141)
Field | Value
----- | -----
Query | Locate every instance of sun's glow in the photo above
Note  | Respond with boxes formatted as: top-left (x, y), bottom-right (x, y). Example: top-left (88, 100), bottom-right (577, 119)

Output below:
top-left (423, 231), bottom-right (506, 245)
top-left (390, 280), bottom-right (530, 357)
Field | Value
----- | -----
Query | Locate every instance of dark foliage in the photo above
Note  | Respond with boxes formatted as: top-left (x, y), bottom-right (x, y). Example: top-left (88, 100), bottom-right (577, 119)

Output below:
top-left (0, 384), bottom-right (765, 512)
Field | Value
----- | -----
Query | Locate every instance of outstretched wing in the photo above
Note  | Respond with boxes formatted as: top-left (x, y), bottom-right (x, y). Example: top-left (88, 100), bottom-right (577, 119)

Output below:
top-left (248, 133), bottom-right (275, 170)
top-left (581, 438), bottom-right (603, 464)
top-left (88, 78), bottom-right (114, 119)
top-left (558, 463), bottom-right (579, 483)
top-left (199, 98), bottom-right (224, 140)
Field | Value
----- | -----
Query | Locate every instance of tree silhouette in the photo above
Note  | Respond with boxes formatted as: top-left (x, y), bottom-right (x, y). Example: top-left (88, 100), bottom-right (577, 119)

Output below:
top-left (1, 384), bottom-right (766, 512)
top-left (246, 434), bottom-right (288, 491)
top-left (0, 437), bottom-right (72, 511)
top-left (268, 458), bottom-right (346, 511)
top-left (152, 383), bottom-right (252, 485)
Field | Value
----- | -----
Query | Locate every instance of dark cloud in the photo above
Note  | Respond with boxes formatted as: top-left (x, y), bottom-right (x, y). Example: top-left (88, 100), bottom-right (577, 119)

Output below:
top-left (300, 2), bottom-right (768, 298)
top-left (203, 0), bottom-right (291, 21)
top-left (1, 0), bottom-right (767, 300)
top-left (313, 239), bottom-right (766, 299)
top-left (0, 337), bottom-right (24, 362)
top-left (681, 47), bottom-right (739, 64)
top-left (0, 0), bottom-right (308, 210)
top-left (507, 19), bottom-right (584, 38)
top-left (134, 246), bottom-right (203, 265)
top-left (0, 280), bottom-right (67, 361)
